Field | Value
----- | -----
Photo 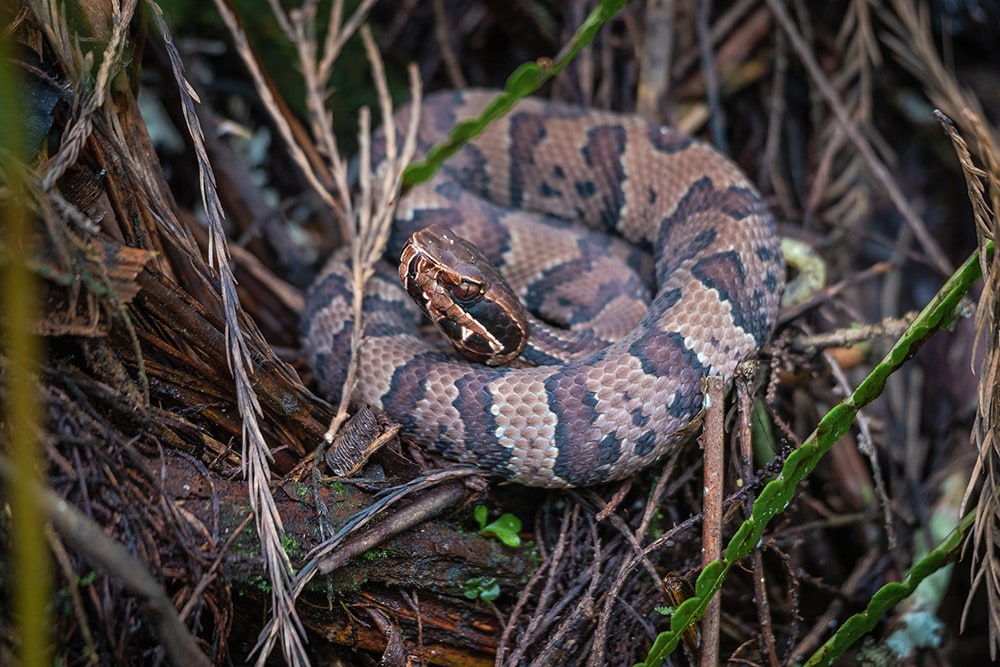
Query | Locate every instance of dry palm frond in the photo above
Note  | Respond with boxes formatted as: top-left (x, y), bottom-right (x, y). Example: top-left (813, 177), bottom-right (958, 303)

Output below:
top-left (937, 109), bottom-right (1000, 658)
top-left (29, 0), bottom-right (139, 190)
top-left (194, 2), bottom-right (388, 664)
top-left (250, 42), bottom-right (421, 667)
top-left (148, 4), bottom-right (311, 664)
top-left (966, 110), bottom-right (1000, 659)
top-left (212, 0), bottom-right (377, 234)
top-left (322, 31), bottom-right (421, 448)
top-left (26, 0), bottom-right (151, 405)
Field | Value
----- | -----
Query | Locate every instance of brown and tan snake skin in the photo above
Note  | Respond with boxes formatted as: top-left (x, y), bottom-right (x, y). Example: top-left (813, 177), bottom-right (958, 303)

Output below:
top-left (302, 90), bottom-right (785, 487)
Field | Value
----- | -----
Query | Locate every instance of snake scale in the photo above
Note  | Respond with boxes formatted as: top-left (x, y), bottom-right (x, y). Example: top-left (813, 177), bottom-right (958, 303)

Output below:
top-left (302, 90), bottom-right (784, 487)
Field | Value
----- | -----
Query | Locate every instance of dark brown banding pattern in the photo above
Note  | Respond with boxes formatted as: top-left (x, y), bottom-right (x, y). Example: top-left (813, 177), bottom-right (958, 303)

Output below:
top-left (302, 90), bottom-right (784, 487)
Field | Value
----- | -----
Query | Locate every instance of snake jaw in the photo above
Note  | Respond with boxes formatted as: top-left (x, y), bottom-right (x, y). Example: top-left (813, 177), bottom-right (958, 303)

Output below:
top-left (399, 224), bottom-right (528, 365)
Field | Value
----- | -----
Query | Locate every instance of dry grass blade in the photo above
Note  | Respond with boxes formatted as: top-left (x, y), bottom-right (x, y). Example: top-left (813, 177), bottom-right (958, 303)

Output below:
top-left (295, 0), bottom-right (375, 230)
top-left (253, 0), bottom-right (378, 237)
top-left (936, 109), bottom-right (1000, 657)
top-left (323, 33), bottom-right (421, 447)
top-left (2, 36), bottom-right (46, 664)
top-left (212, 0), bottom-right (349, 233)
top-left (147, 5), bottom-right (309, 665)
top-left (319, 0), bottom-right (380, 80)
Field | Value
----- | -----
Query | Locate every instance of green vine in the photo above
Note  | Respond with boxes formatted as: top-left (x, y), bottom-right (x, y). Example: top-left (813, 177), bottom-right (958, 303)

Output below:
top-left (402, 0), bottom-right (627, 187)
top-left (804, 504), bottom-right (974, 666)
top-left (639, 242), bottom-right (992, 666)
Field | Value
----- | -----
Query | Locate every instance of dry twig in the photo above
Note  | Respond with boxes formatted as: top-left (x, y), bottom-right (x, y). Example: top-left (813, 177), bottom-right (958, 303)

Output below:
top-left (699, 376), bottom-right (725, 667)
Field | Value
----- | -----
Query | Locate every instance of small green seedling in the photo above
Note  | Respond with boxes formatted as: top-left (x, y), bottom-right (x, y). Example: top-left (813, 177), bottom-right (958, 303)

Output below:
top-left (474, 505), bottom-right (522, 547)
top-left (463, 576), bottom-right (500, 602)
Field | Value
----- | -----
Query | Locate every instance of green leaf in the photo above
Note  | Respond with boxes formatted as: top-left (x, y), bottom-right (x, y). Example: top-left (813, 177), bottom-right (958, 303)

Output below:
top-left (463, 576), bottom-right (501, 601)
top-left (474, 504), bottom-right (488, 531)
top-left (669, 597), bottom-right (698, 633)
top-left (504, 62), bottom-right (543, 95)
top-left (802, 506), bottom-right (976, 667)
top-left (479, 512), bottom-right (522, 548)
top-left (695, 561), bottom-right (727, 598)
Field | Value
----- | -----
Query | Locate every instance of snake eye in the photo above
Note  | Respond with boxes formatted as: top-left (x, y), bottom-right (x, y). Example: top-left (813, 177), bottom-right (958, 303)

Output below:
top-left (448, 263), bottom-right (486, 302)
top-left (450, 279), bottom-right (482, 302)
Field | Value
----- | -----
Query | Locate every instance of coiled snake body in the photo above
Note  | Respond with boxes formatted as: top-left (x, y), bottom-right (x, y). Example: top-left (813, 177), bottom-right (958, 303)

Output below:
top-left (302, 91), bottom-right (784, 487)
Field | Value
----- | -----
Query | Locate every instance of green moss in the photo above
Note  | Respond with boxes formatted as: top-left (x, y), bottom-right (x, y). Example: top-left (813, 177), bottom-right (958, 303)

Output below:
top-left (281, 534), bottom-right (302, 559)
top-left (245, 573), bottom-right (273, 594)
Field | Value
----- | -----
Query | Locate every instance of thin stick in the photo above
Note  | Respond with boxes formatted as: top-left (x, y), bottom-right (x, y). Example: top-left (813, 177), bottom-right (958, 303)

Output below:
top-left (736, 367), bottom-right (780, 667)
top-left (699, 376), bottom-right (725, 667)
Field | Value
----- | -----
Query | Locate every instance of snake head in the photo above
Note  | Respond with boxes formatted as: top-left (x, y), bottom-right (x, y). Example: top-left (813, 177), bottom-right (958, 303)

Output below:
top-left (399, 224), bottom-right (529, 366)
